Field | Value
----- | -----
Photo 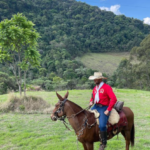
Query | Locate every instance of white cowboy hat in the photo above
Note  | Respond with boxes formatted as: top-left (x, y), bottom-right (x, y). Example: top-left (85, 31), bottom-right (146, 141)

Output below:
top-left (89, 72), bottom-right (107, 80)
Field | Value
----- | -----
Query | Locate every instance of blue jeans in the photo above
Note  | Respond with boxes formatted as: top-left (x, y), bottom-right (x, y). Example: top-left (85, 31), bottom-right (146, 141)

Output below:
top-left (91, 104), bottom-right (110, 131)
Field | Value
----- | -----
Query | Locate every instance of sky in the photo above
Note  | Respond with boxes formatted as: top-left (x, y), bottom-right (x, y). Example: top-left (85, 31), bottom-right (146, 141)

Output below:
top-left (76, 0), bottom-right (150, 25)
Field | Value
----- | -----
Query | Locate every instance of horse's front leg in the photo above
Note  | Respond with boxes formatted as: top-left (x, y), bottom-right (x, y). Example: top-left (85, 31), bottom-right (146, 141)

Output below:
top-left (86, 142), bottom-right (94, 150)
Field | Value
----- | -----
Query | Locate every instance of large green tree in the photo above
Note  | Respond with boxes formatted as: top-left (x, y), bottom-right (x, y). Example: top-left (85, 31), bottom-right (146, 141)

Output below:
top-left (113, 34), bottom-right (150, 90)
top-left (0, 13), bottom-right (41, 96)
top-left (131, 34), bottom-right (150, 88)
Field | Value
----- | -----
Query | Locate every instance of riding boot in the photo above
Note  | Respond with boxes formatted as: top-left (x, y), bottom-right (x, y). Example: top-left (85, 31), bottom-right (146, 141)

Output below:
top-left (98, 130), bottom-right (102, 144)
top-left (99, 131), bottom-right (107, 150)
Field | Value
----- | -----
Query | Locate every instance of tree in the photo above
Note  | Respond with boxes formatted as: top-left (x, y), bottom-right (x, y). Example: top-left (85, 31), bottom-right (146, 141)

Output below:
top-left (0, 72), bottom-right (17, 94)
top-left (131, 34), bottom-right (150, 88)
top-left (113, 58), bottom-right (133, 88)
top-left (39, 68), bottom-right (47, 77)
top-left (113, 34), bottom-right (150, 90)
top-left (0, 13), bottom-right (41, 96)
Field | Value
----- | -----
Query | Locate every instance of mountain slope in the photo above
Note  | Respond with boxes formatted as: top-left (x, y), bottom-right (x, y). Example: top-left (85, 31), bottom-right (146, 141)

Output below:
top-left (0, 0), bottom-right (150, 88)
top-left (80, 52), bottom-right (130, 75)
top-left (0, 0), bottom-right (150, 57)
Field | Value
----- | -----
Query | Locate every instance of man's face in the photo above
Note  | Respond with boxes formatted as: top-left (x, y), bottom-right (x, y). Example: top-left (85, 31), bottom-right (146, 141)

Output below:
top-left (94, 79), bottom-right (102, 85)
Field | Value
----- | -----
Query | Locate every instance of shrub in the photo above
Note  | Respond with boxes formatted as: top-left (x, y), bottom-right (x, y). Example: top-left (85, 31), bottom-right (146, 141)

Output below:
top-left (19, 105), bottom-right (25, 111)
top-left (31, 79), bottom-right (45, 87)
top-left (0, 72), bottom-right (17, 94)
top-left (76, 83), bottom-right (91, 89)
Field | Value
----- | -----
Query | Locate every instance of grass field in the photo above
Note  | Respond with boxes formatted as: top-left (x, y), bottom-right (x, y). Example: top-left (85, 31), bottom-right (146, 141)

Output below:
top-left (80, 52), bottom-right (129, 75)
top-left (0, 89), bottom-right (150, 150)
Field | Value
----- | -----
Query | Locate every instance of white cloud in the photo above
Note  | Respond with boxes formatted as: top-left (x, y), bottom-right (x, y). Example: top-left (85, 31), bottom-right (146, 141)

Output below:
top-left (100, 6), bottom-right (109, 11)
top-left (143, 17), bottom-right (150, 25)
top-left (100, 5), bottom-right (121, 15)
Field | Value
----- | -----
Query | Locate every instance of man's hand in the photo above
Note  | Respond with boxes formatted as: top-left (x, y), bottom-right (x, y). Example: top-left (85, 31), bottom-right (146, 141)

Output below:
top-left (104, 110), bottom-right (109, 116)
top-left (89, 101), bottom-right (94, 107)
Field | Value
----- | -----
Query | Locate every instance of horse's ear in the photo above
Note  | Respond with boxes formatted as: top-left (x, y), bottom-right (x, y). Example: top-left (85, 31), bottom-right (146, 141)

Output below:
top-left (56, 92), bottom-right (63, 101)
top-left (64, 91), bottom-right (69, 99)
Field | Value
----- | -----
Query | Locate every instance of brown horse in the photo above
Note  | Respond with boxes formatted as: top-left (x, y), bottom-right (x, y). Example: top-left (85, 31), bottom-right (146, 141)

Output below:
top-left (51, 91), bottom-right (135, 150)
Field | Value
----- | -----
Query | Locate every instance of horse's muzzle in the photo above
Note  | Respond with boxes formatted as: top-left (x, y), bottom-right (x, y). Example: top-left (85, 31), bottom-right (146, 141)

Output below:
top-left (51, 114), bottom-right (57, 121)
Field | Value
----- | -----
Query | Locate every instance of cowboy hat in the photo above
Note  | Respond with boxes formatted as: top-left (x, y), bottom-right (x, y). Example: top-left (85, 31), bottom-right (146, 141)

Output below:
top-left (89, 72), bottom-right (107, 80)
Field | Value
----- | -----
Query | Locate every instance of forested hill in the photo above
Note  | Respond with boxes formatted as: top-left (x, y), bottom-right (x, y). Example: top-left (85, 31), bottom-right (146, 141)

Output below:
top-left (1, 0), bottom-right (150, 58)
top-left (1, 0), bottom-right (150, 93)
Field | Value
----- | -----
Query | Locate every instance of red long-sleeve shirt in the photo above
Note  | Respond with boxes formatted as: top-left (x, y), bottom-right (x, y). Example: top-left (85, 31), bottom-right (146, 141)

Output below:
top-left (90, 83), bottom-right (117, 111)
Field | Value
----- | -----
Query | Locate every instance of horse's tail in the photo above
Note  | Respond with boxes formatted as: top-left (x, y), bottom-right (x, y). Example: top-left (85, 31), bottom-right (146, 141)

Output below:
top-left (130, 123), bottom-right (135, 147)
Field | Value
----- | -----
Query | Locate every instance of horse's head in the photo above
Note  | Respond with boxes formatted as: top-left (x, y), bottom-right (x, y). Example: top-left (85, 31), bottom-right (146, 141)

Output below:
top-left (51, 91), bottom-right (69, 121)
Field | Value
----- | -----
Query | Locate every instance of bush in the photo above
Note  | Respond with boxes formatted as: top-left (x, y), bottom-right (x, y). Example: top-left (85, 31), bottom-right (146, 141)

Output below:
top-left (45, 82), bottom-right (54, 91)
top-left (107, 80), bottom-right (114, 86)
top-left (66, 80), bottom-right (76, 90)
top-left (31, 79), bottom-right (45, 87)
top-left (76, 83), bottom-right (91, 89)
top-left (0, 72), bottom-right (17, 94)
top-left (19, 105), bottom-right (25, 111)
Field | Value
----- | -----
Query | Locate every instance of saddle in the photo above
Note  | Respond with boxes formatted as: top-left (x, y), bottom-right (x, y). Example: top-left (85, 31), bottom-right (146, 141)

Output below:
top-left (88, 109), bottom-right (128, 137)
top-left (107, 110), bottom-right (128, 137)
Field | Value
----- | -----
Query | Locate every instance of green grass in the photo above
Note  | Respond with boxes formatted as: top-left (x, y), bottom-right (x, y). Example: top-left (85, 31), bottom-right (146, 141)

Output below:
top-left (80, 52), bottom-right (129, 74)
top-left (0, 89), bottom-right (150, 150)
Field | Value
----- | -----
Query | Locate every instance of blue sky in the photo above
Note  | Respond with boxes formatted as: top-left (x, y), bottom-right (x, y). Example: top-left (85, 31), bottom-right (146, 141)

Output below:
top-left (76, 0), bottom-right (150, 25)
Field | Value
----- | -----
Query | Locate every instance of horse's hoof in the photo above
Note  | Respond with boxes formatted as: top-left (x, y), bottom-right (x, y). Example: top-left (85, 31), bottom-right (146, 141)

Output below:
top-left (99, 144), bottom-right (106, 150)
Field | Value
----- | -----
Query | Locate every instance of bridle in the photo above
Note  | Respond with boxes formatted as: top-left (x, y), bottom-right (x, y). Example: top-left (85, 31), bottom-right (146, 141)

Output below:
top-left (53, 98), bottom-right (90, 120)
top-left (53, 98), bottom-right (76, 131)
top-left (52, 98), bottom-right (96, 137)
top-left (53, 98), bottom-right (68, 120)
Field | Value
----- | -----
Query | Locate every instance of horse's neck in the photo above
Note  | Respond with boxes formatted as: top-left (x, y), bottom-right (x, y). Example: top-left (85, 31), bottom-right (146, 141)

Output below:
top-left (66, 100), bottom-right (82, 113)
top-left (65, 101), bottom-right (86, 132)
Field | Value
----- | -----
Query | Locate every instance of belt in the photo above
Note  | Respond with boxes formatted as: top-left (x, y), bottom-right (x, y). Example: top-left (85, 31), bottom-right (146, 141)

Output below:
top-left (96, 104), bottom-right (103, 107)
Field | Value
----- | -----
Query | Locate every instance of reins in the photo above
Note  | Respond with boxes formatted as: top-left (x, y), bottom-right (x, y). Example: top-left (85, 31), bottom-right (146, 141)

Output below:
top-left (66, 106), bottom-right (91, 119)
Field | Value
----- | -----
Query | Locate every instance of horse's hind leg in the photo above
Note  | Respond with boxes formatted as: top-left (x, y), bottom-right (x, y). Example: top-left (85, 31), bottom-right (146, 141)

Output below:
top-left (86, 143), bottom-right (94, 150)
top-left (121, 130), bottom-right (130, 150)
top-left (82, 143), bottom-right (88, 150)
top-left (121, 130), bottom-right (125, 138)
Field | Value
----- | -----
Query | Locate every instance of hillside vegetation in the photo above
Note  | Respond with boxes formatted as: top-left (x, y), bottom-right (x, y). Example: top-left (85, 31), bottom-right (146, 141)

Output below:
top-left (0, 0), bottom-right (150, 93)
top-left (111, 34), bottom-right (150, 90)
top-left (80, 52), bottom-right (129, 74)
top-left (1, 0), bottom-right (150, 56)
top-left (0, 90), bottom-right (150, 150)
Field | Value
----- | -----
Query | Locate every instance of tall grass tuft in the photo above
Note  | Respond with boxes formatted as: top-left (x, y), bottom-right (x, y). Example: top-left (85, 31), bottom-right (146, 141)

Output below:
top-left (0, 92), bottom-right (53, 113)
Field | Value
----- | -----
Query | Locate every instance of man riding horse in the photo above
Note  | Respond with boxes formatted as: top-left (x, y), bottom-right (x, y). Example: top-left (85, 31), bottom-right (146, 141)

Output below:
top-left (89, 72), bottom-right (117, 150)
top-left (51, 72), bottom-right (134, 150)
